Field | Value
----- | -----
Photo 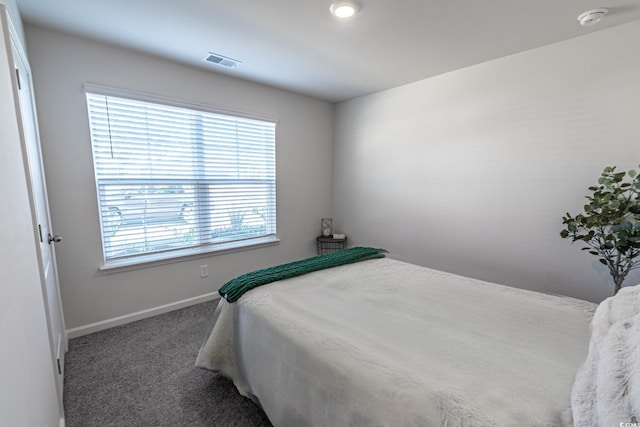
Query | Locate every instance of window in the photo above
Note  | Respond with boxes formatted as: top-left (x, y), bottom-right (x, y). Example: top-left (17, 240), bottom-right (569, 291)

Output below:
top-left (85, 85), bottom-right (277, 268)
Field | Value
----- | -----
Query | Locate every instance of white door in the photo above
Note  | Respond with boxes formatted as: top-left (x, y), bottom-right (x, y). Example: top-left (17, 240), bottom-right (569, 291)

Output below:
top-left (10, 24), bottom-right (67, 411)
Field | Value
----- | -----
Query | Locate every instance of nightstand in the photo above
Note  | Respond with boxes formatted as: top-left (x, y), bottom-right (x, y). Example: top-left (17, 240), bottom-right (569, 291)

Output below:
top-left (316, 235), bottom-right (348, 255)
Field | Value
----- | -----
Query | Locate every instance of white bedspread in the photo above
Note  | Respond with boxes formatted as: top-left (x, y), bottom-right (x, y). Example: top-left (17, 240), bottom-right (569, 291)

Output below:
top-left (571, 284), bottom-right (640, 425)
top-left (196, 258), bottom-right (596, 426)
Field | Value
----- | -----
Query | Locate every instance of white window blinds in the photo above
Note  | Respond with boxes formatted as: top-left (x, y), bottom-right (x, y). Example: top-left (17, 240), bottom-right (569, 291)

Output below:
top-left (85, 88), bottom-right (276, 265)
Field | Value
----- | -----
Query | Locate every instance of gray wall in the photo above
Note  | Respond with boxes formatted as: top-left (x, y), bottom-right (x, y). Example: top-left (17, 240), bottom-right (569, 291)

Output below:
top-left (25, 17), bottom-right (640, 334)
top-left (333, 20), bottom-right (640, 303)
top-left (0, 1), bottom-right (61, 426)
top-left (26, 25), bottom-right (334, 330)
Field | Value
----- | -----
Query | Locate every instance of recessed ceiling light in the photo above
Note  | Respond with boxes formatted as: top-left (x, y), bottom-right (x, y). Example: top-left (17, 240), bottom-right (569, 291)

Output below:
top-left (577, 8), bottom-right (608, 26)
top-left (330, 1), bottom-right (360, 19)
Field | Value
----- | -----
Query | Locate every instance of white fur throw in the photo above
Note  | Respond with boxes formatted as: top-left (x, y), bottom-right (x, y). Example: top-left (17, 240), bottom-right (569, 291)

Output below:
top-left (571, 284), bottom-right (640, 425)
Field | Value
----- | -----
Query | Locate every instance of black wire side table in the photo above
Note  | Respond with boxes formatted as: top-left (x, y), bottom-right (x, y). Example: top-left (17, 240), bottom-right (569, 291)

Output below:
top-left (316, 235), bottom-right (348, 255)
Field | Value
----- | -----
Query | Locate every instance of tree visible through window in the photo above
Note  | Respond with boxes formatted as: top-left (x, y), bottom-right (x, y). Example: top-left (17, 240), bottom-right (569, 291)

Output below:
top-left (85, 87), bottom-right (276, 265)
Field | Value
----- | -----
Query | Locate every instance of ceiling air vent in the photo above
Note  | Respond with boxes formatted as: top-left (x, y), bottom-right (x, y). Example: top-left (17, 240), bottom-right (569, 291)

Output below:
top-left (203, 52), bottom-right (240, 69)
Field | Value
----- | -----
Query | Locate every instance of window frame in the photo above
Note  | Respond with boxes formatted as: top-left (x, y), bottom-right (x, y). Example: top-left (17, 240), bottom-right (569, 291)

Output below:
top-left (83, 83), bottom-right (279, 272)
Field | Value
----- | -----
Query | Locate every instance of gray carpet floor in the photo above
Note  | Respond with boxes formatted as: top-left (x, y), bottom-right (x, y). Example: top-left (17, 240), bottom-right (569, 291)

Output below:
top-left (63, 300), bottom-right (273, 426)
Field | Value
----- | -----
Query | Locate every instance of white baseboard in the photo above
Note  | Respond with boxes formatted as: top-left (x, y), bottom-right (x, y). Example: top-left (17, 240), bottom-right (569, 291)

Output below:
top-left (66, 292), bottom-right (220, 339)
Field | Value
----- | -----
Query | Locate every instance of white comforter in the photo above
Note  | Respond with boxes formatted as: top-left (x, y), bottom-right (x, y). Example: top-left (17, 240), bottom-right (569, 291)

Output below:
top-left (196, 258), bottom-right (596, 426)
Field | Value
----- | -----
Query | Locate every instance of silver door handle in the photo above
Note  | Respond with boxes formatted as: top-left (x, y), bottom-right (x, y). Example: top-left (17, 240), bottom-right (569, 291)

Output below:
top-left (48, 233), bottom-right (62, 244)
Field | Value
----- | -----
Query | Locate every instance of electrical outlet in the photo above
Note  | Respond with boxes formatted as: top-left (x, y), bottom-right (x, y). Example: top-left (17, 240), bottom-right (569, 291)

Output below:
top-left (200, 265), bottom-right (209, 278)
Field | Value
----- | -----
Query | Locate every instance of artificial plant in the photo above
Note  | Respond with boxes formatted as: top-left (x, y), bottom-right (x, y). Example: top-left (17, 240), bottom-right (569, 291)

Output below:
top-left (560, 165), bottom-right (640, 294)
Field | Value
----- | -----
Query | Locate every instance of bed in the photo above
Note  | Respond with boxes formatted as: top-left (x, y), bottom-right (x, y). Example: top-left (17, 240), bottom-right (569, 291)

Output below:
top-left (196, 251), bottom-right (640, 426)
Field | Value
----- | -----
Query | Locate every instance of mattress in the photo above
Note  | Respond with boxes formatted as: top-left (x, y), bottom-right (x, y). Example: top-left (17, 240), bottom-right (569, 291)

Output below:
top-left (196, 257), bottom-right (596, 426)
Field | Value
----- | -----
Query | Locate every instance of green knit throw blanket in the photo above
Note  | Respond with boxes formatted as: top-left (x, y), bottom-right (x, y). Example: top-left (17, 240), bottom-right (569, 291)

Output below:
top-left (219, 246), bottom-right (387, 303)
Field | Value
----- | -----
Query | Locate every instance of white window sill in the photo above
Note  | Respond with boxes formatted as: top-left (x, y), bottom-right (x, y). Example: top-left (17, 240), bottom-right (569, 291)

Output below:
top-left (99, 236), bottom-right (280, 274)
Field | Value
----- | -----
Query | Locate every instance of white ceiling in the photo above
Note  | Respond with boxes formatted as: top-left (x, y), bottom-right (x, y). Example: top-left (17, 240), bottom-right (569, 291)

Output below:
top-left (14, 0), bottom-right (640, 103)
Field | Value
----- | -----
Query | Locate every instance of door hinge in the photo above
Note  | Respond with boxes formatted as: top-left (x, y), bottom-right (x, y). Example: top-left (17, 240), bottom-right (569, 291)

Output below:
top-left (38, 224), bottom-right (43, 243)
top-left (57, 358), bottom-right (61, 375)
top-left (14, 68), bottom-right (21, 90)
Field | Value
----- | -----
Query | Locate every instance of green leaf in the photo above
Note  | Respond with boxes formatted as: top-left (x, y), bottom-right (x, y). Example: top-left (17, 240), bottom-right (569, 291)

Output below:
top-left (599, 258), bottom-right (608, 265)
top-left (560, 230), bottom-right (569, 238)
top-left (614, 172), bottom-right (626, 182)
top-left (618, 241), bottom-right (630, 250)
